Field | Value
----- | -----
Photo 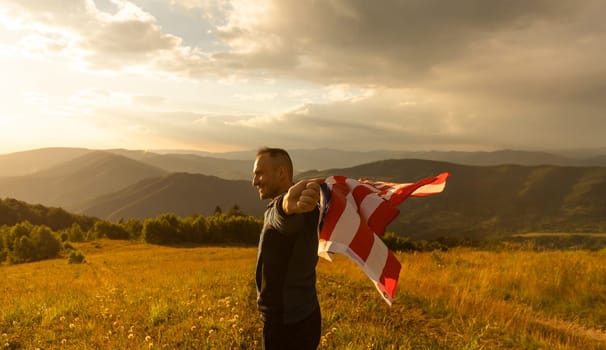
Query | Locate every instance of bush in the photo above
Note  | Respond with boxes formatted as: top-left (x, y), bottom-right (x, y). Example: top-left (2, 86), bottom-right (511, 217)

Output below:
top-left (382, 232), bottom-right (416, 252)
top-left (205, 214), bottom-right (262, 244)
top-left (67, 250), bottom-right (86, 264)
top-left (0, 226), bottom-right (6, 255)
top-left (142, 219), bottom-right (165, 244)
top-left (7, 221), bottom-right (33, 251)
top-left (30, 226), bottom-right (62, 260)
top-left (92, 221), bottom-right (130, 240)
top-left (67, 222), bottom-right (85, 242)
top-left (142, 215), bottom-right (180, 245)
top-left (188, 216), bottom-right (210, 243)
top-left (1, 222), bottom-right (62, 264)
top-left (122, 219), bottom-right (143, 240)
top-left (142, 213), bottom-right (262, 246)
top-left (12, 236), bottom-right (35, 263)
top-left (382, 232), bottom-right (448, 252)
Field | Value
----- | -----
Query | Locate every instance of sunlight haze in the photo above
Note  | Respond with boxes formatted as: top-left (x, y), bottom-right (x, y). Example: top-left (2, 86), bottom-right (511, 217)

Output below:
top-left (1, 0), bottom-right (605, 154)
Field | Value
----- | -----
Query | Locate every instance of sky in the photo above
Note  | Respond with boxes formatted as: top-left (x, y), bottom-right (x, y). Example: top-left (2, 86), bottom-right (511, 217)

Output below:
top-left (0, 0), bottom-right (605, 154)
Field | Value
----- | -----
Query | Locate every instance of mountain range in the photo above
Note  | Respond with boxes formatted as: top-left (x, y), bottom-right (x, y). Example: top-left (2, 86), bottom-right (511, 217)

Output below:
top-left (0, 148), bottom-right (251, 179)
top-left (2, 147), bottom-right (606, 179)
top-left (1, 147), bottom-right (605, 239)
top-left (0, 151), bottom-right (167, 210)
top-left (157, 148), bottom-right (606, 170)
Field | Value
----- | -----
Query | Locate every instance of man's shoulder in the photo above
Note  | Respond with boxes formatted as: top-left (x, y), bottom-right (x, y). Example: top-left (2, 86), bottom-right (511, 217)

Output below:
top-left (265, 194), bottom-right (285, 216)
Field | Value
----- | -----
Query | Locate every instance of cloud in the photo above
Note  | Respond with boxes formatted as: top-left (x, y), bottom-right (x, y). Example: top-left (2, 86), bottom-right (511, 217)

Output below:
top-left (131, 94), bottom-right (166, 106)
top-left (8, 0), bottom-right (604, 90)
top-left (233, 92), bottom-right (277, 102)
top-left (213, 0), bottom-right (584, 83)
top-left (0, 0), bottom-right (209, 74)
top-left (194, 0), bottom-right (605, 151)
top-left (103, 78), bottom-right (606, 152)
top-left (2, 0), bottom-right (605, 152)
top-left (85, 88), bottom-right (487, 151)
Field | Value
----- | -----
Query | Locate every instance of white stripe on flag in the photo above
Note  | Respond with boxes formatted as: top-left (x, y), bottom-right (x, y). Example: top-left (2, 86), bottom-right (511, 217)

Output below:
top-left (359, 192), bottom-right (383, 222)
top-left (412, 182), bottom-right (446, 195)
top-left (362, 237), bottom-right (388, 282)
top-left (327, 193), bottom-right (359, 246)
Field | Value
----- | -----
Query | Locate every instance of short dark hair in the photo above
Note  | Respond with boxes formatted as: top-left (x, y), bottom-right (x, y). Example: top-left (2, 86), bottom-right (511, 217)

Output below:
top-left (256, 147), bottom-right (293, 180)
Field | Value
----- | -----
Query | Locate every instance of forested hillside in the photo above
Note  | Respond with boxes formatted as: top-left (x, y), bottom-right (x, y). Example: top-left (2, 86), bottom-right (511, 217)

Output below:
top-left (0, 197), bottom-right (97, 231)
top-left (300, 159), bottom-right (606, 239)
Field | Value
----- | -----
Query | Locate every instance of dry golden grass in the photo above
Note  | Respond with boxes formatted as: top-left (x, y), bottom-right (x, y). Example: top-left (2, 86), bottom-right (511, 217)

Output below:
top-left (513, 233), bottom-right (606, 237)
top-left (1, 240), bottom-right (605, 349)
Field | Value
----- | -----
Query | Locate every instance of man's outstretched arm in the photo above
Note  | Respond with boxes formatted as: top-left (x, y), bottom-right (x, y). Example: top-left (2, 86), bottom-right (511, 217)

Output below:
top-left (282, 179), bottom-right (324, 215)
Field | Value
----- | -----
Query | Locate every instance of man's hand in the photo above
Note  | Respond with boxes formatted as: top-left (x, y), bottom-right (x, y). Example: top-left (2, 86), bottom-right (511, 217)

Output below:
top-left (282, 178), bottom-right (324, 215)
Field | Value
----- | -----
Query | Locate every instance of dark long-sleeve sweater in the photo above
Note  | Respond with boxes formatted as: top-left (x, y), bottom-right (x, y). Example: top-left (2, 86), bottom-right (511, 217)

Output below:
top-left (256, 194), bottom-right (320, 324)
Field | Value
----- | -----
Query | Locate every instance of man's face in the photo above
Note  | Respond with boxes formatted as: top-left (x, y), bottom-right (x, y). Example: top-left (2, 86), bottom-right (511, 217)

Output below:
top-left (252, 153), bottom-right (282, 200)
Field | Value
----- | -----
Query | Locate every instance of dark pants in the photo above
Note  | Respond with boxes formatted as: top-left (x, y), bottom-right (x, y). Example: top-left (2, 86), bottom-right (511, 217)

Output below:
top-left (262, 307), bottom-right (321, 350)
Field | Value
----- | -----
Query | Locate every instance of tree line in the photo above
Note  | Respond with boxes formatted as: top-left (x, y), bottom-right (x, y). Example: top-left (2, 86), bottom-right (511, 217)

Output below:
top-left (0, 202), bottom-right (263, 265)
top-left (4, 198), bottom-right (602, 266)
top-left (0, 198), bottom-right (96, 231)
top-left (0, 199), bottom-right (453, 265)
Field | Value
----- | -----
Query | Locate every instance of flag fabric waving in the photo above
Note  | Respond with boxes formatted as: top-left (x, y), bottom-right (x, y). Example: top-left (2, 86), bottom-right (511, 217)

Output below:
top-left (317, 172), bottom-right (450, 305)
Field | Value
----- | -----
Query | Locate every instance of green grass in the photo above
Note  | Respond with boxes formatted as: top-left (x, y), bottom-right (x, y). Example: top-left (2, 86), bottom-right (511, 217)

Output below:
top-left (1, 240), bottom-right (605, 349)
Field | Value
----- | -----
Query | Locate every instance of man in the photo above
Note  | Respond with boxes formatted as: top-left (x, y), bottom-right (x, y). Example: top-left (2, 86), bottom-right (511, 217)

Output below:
top-left (252, 147), bottom-right (322, 350)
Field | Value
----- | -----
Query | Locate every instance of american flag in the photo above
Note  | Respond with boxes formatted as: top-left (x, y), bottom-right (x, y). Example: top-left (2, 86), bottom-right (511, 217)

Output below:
top-left (318, 172), bottom-right (450, 305)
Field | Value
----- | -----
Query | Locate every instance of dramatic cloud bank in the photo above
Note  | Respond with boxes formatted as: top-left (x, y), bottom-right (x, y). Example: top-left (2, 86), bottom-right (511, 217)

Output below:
top-left (1, 0), bottom-right (605, 153)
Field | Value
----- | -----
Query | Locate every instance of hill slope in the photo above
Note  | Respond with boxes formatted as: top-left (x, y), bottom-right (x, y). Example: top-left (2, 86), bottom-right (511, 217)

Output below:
top-left (0, 148), bottom-right (253, 180)
top-left (299, 159), bottom-right (606, 239)
top-left (78, 172), bottom-right (264, 220)
top-left (0, 147), bottom-right (93, 176)
top-left (104, 149), bottom-right (252, 179)
top-left (0, 151), bottom-right (167, 210)
top-left (137, 153), bottom-right (251, 180)
top-left (0, 197), bottom-right (97, 230)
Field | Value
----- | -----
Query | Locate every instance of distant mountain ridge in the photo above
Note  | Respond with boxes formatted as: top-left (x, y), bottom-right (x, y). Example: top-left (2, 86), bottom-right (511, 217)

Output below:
top-left (77, 172), bottom-right (264, 220)
top-left (0, 147), bottom-right (92, 177)
top-left (155, 148), bottom-right (606, 170)
top-left (0, 148), bottom-right (252, 180)
top-left (0, 151), bottom-right (167, 210)
top-left (2, 147), bottom-right (606, 179)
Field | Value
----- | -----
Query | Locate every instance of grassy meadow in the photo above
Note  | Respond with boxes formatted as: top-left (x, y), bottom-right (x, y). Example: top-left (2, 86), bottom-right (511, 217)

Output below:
top-left (1, 240), bottom-right (605, 349)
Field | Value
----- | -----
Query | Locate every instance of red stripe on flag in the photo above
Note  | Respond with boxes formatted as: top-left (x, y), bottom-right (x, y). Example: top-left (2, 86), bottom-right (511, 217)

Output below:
top-left (351, 183), bottom-right (400, 237)
top-left (367, 201), bottom-right (399, 237)
top-left (347, 222), bottom-right (375, 262)
top-left (319, 179), bottom-right (349, 241)
top-left (380, 251), bottom-right (402, 299)
top-left (389, 177), bottom-right (438, 204)
top-left (351, 183), bottom-right (373, 203)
